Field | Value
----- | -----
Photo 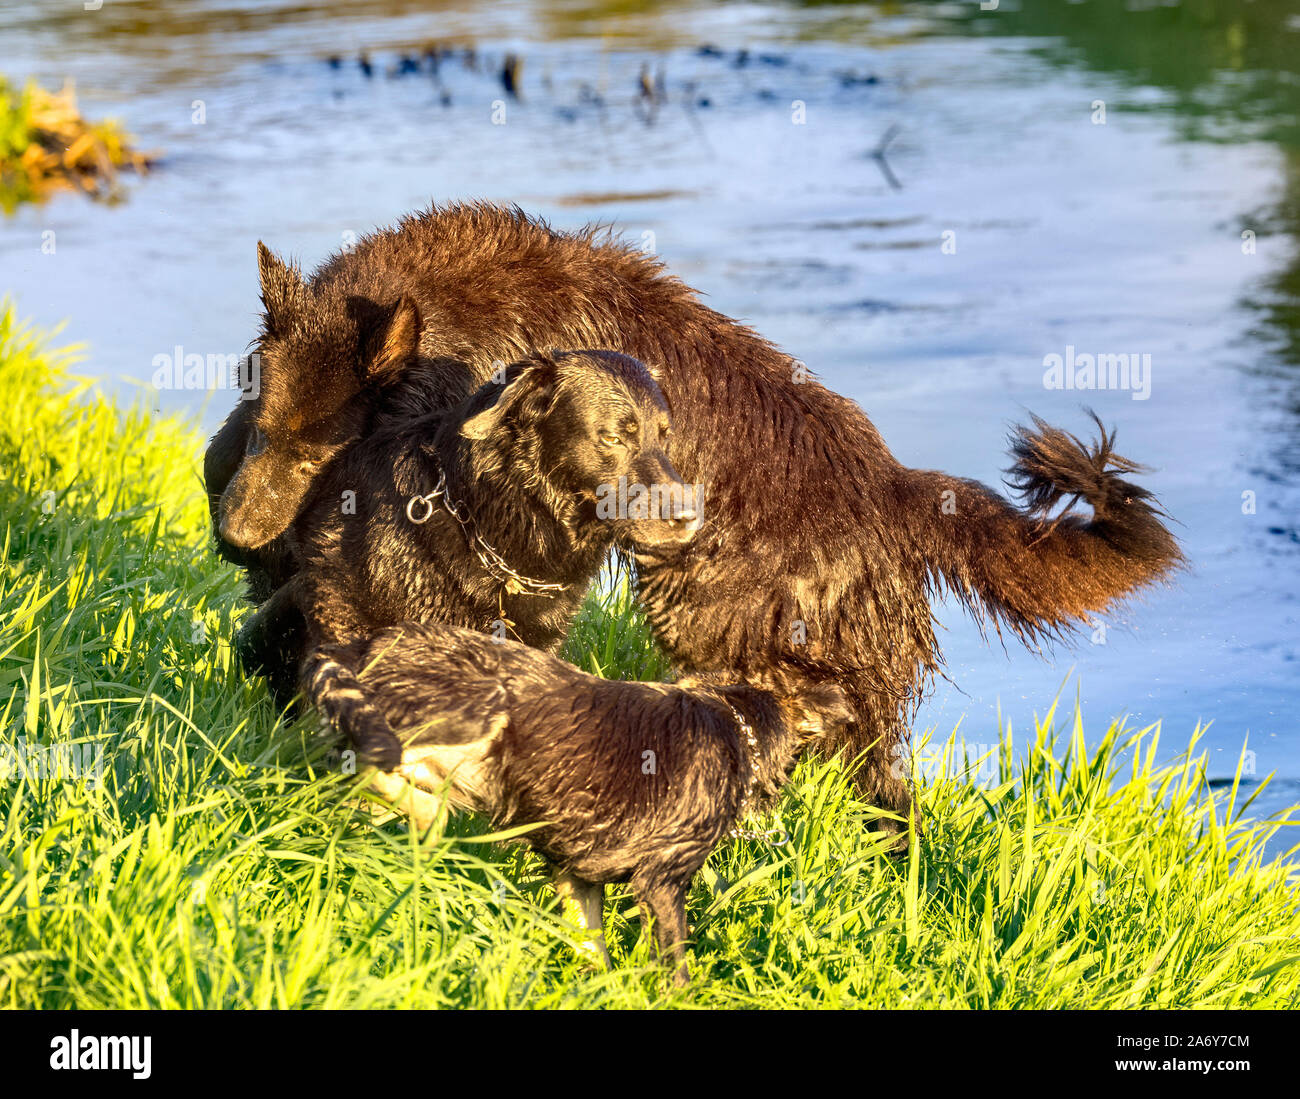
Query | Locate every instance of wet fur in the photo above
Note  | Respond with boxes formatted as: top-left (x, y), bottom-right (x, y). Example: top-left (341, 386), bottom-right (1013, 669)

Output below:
top-left (338, 621), bottom-right (853, 983)
top-left (252, 349), bottom-right (694, 767)
top-left (207, 203), bottom-right (1185, 844)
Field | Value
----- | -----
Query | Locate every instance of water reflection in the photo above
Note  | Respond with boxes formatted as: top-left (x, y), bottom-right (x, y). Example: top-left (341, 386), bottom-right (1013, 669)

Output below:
top-left (1, 0), bottom-right (1298, 843)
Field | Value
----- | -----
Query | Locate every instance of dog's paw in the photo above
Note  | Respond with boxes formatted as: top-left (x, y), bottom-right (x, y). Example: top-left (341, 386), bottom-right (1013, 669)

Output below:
top-left (233, 617), bottom-right (264, 673)
top-left (354, 719), bottom-right (403, 771)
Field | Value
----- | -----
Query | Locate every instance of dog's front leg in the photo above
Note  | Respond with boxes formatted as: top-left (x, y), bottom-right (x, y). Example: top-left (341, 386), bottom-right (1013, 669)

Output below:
top-left (302, 640), bottom-right (404, 771)
top-left (635, 878), bottom-right (691, 986)
top-left (235, 577), bottom-right (306, 706)
top-left (366, 770), bottom-right (446, 832)
top-left (554, 871), bottom-right (609, 971)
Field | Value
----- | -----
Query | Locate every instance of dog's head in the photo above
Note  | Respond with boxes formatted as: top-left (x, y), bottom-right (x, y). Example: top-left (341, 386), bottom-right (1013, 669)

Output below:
top-left (218, 242), bottom-right (421, 550)
top-left (783, 683), bottom-right (856, 745)
top-left (460, 349), bottom-right (701, 554)
top-left (678, 676), bottom-right (855, 749)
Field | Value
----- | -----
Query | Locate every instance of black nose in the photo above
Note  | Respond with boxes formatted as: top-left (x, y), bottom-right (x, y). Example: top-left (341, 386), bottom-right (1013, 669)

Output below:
top-left (668, 494), bottom-right (697, 526)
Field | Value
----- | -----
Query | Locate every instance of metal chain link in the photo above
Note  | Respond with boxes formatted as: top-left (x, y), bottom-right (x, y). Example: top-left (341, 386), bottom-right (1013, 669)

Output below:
top-left (406, 470), bottom-right (569, 597)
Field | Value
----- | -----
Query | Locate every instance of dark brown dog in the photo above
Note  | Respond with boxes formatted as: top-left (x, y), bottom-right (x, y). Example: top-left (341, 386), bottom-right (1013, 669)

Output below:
top-left (250, 349), bottom-right (698, 767)
top-left (207, 204), bottom-right (1184, 846)
top-left (335, 621), bottom-right (854, 983)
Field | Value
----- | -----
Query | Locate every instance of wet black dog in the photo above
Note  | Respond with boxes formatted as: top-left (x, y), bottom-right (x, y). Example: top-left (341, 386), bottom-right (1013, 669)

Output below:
top-left (204, 243), bottom-right (432, 572)
top-left (335, 621), bottom-right (854, 984)
top-left (243, 349), bottom-right (699, 767)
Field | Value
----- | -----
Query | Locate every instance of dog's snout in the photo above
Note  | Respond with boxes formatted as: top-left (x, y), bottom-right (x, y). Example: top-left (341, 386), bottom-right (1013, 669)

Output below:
top-left (644, 455), bottom-right (700, 538)
top-left (667, 492), bottom-right (697, 525)
top-left (218, 456), bottom-right (303, 551)
top-left (669, 485), bottom-right (700, 533)
top-left (218, 488), bottom-right (253, 547)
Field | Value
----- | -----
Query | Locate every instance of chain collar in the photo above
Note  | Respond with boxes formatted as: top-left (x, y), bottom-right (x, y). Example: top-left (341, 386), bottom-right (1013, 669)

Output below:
top-left (406, 468), bottom-right (569, 598)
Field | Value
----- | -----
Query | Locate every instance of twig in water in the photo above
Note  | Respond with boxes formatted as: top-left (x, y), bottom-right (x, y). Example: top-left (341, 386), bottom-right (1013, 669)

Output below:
top-left (870, 123), bottom-right (902, 190)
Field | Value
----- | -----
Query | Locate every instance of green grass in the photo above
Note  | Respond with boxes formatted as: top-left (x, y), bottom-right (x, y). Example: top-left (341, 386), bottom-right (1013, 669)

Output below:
top-left (1, 305), bottom-right (1298, 1008)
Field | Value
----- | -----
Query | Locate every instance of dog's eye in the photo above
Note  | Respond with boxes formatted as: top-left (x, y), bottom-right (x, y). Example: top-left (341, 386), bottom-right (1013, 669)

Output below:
top-left (599, 433), bottom-right (621, 446)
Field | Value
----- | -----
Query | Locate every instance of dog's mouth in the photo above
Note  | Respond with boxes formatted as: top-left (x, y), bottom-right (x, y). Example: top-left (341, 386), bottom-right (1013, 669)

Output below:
top-left (628, 536), bottom-right (692, 566)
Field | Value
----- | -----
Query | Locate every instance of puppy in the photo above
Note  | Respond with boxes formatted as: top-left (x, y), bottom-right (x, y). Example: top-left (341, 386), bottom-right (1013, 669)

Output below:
top-left (333, 622), bottom-right (854, 984)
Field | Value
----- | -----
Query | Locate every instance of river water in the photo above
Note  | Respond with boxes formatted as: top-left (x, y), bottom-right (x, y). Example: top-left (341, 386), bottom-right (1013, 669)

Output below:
top-left (2, 0), bottom-right (1297, 850)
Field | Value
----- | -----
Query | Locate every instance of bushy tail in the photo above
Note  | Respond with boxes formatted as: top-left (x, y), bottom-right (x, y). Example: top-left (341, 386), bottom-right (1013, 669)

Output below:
top-left (905, 412), bottom-right (1184, 642)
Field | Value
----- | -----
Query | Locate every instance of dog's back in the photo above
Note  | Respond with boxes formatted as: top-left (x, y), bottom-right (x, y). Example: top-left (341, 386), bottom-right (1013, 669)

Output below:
top-left (347, 623), bottom-right (755, 881)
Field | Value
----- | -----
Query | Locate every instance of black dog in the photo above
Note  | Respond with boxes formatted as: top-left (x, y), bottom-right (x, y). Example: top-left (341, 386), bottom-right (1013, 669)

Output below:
top-left (204, 243), bottom-right (432, 571)
top-left (336, 622), bottom-right (854, 984)
top-left (243, 349), bottom-right (699, 767)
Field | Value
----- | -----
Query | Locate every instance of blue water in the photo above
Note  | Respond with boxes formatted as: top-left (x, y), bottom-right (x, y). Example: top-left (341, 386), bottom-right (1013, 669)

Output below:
top-left (1, 0), bottom-right (1296, 851)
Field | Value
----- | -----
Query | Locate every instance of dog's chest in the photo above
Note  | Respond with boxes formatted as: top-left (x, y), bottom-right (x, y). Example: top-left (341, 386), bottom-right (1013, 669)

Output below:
top-left (361, 518), bottom-right (580, 646)
top-left (397, 739), bottom-right (499, 812)
top-left (362, 509), bottom-right (479, 614)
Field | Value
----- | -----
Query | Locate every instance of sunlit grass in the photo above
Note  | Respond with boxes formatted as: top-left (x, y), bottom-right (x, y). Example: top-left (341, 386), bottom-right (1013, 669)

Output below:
top-left (2, 306), bottom-right (1298, 1008)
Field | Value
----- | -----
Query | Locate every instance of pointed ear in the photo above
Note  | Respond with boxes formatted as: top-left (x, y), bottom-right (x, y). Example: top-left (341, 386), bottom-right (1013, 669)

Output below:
top-left (256, 241), bottom-right (304, 331)
top-left (459, 387), bottom-right (510, 441)
top-left (364, 296), bottom-right (421, 382)
top-left (793, 683), bottom-right (855, 739)
top-left (460, 354), bottom-right (559, 441)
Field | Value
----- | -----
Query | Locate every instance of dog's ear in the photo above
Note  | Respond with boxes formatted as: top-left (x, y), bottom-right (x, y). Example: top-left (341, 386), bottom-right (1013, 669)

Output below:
top-left (460, 354), bottom-right (559, 440)
top-left (256, 242), bottom-right (304, 333)
top-left (791, 683), bottom-right (855, 739)
top-left (359, 295), bottom-right (421, 383)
